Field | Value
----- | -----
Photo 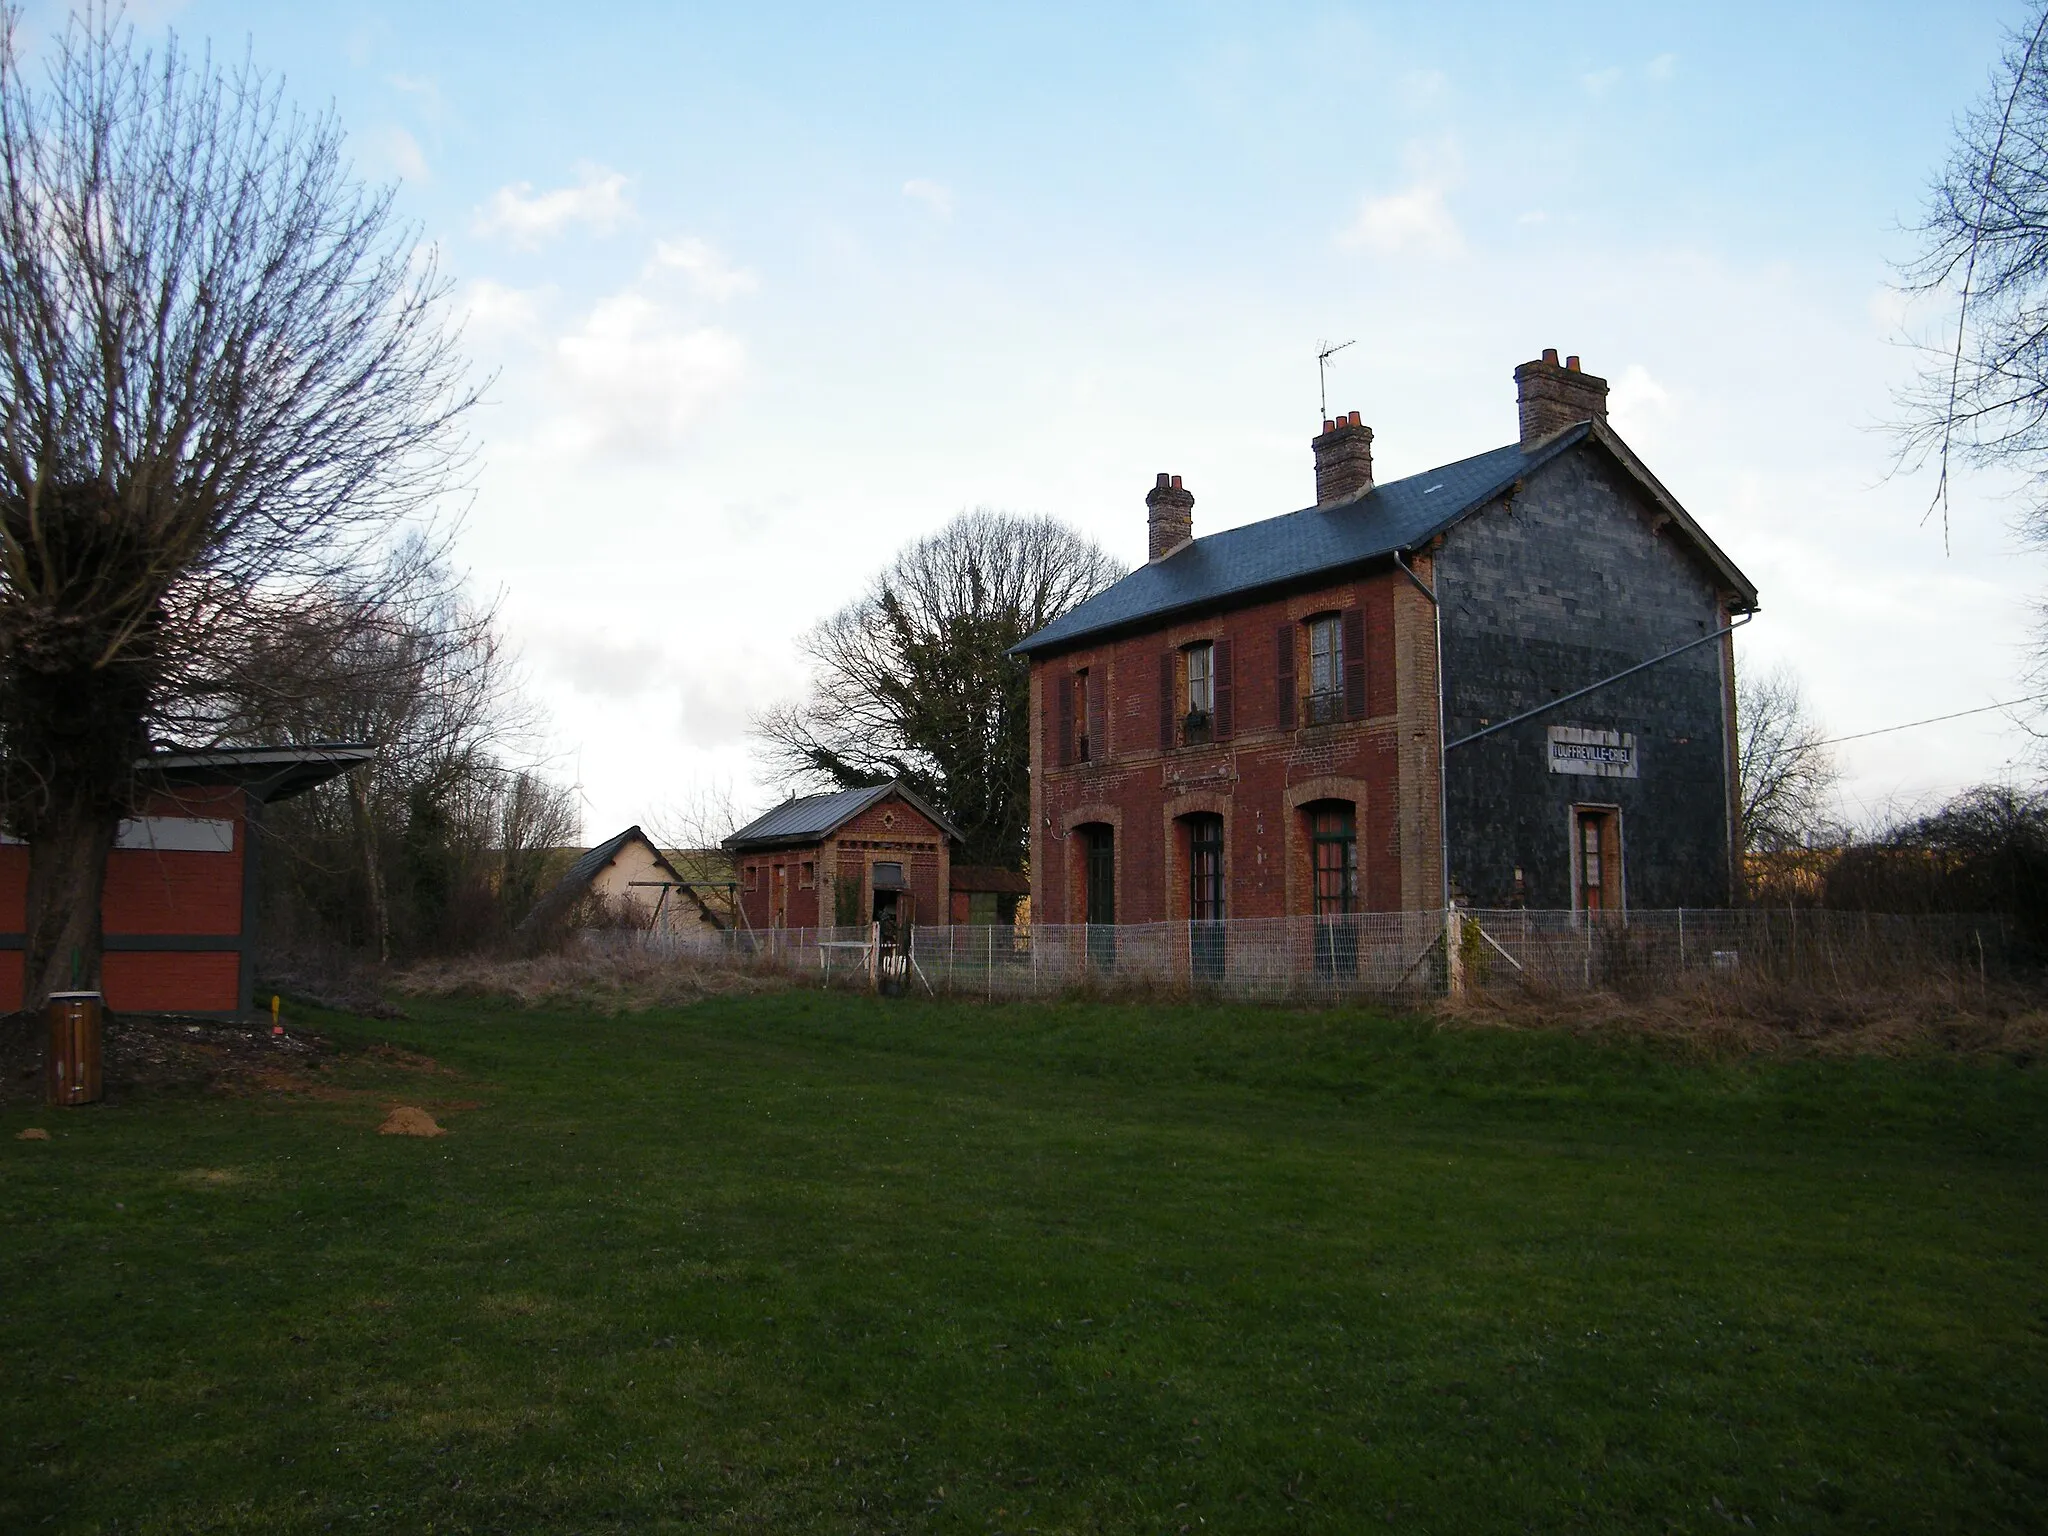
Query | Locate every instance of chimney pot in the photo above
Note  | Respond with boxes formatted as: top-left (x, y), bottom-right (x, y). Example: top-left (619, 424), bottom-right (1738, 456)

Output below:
top-left (1513, 349), bottom-right (1608, 447)
top-left (1145, 471), bottom-right (1196, 561)
top-left (1311, 410), bottom-right (1374, 505)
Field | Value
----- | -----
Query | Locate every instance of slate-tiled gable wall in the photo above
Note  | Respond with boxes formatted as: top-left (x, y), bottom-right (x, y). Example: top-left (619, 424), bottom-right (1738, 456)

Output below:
top-left (1435, 446), bottom-right (1735, 908)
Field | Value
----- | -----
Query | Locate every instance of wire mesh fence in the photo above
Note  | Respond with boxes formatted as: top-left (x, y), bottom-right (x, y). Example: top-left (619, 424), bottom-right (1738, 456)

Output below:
top-left (640, 906), bottom-right (2014, 1004)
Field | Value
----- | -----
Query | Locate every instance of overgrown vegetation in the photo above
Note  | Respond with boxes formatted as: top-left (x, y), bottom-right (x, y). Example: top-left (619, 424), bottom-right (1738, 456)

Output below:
top-left (2, 994), bottom-right (2043, 1532)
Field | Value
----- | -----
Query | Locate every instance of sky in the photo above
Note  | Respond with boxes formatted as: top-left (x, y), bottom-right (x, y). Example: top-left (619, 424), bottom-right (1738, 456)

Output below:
top-left (20, 0), bottom-right (2041, 839)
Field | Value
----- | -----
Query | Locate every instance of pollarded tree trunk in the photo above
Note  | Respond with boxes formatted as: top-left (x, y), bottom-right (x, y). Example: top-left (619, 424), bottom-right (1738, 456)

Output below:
top-left (21, 787), bottom-right (117, 1005)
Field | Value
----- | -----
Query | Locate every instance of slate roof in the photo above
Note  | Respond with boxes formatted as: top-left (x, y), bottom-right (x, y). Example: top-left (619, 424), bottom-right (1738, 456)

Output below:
top-left (724, 780), bottom-right (964, 851)
top-left (1012, 423), bottom-right (1756, 657)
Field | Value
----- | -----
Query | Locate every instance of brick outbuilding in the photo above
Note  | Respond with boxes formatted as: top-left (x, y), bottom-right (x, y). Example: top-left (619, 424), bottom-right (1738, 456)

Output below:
top-left (0, 745), bottom-right (373, 1017)
top-left (725, 781), bottom-right (960, 932)
top-left (1013, 350), bottom-right (1758, 933)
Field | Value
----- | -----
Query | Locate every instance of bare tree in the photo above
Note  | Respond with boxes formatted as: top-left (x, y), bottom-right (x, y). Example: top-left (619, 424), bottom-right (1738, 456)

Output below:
top-left (1738, 662), bottom-right (1840, 854)
top-left (1898, 1), bottom-right (2048, 542)
top-left (242, 542), bottom-right (538, 959)
top-left (755, 510), bottom-right (1124, 868)
top-left (0, 11), bottom-right (477, 1003)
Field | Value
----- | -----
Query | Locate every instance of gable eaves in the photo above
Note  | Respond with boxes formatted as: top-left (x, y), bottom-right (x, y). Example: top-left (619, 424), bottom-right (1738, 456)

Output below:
top-left (1583, 422), bottom-right (1759, 610)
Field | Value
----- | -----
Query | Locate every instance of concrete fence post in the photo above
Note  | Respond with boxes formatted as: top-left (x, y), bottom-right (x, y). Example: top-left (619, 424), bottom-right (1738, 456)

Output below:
top-left (1445, 903), bottom-right (1466, 1003)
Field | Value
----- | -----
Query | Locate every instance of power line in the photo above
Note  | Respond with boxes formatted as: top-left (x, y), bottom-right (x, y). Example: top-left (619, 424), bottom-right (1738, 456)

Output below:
top-left (1801, 692), bottom-right (2048, 752)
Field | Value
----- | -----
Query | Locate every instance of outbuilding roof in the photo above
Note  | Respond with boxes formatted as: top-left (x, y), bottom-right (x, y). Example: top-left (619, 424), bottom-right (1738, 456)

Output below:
top-left (724, 780), bottom-right (964, 851)
top-left (519, 825), bottom-right (726, 933)
top-left (1012, 423), bottom-right (1757, 658)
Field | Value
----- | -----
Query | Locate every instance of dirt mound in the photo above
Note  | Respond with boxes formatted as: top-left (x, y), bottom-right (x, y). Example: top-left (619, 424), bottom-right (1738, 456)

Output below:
top-left (0, 1010), bottom-right (335, 1105)
top-left (16, 1127), bottom-right (48, 1140)
top-left (377, 1105), bottom-right (444, 1136)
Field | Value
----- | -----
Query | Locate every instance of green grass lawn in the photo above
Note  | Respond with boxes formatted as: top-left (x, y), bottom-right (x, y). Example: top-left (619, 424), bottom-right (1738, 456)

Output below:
top-left (3, 994), bottom-right (2046, 1534)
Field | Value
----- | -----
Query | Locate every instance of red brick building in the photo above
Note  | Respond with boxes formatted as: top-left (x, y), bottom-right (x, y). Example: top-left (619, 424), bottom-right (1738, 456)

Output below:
top-left (1014, 350), bottom-right (1757, 931)
top-left (0, 745), bottom-right (372, 1016)
top-left (725, 782), bottom-right (960, 931)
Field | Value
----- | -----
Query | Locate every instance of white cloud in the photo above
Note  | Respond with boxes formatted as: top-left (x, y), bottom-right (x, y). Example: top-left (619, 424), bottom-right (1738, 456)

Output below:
top-left (653, 237), bottom-right (758, 302)
top-left (536, 630), bottom-right (668, 700)
top-left (475, 164), bottom-right (632, 246)
top-left (385, 73), bottom-right (446, 123)
top-left (552, 292), bottom-right (745, 456)
top-left (1395, 69), bottom-right (1449, 111)
top-left (1647, 52), bottom-right (1678, 82)
top-left (1582, 66), bottom-right (1624, 97)
top-left (902, 178), bottom-right (955, 218)
top-left (1338, 142), bottom-right (1464, 258)
top-left (1608, 364), bottom-right (1673, 432)
top-left (460, 278), bottom-right (549, 347)
top-left (369, 126), bottom-right (430, 183)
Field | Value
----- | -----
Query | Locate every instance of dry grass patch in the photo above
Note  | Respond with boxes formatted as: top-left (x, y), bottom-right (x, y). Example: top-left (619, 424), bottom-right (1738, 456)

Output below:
top-left (391, 948), bottom-right (785, 1014)
top-left (1444, 972), bottom-right (2048, 1058)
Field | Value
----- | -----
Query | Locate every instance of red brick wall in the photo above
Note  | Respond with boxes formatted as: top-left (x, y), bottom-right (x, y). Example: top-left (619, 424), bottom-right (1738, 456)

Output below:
top-left (0, 784), bottom-right (247, 1012)
top-left (102, 952), bottom-right (240, 1012)
top-left (102, 786), bottom-right (246, 936)
top-left (735, 792), bottom-right (952, 930)
top-left (1029, 569), bottom-right (1424, 924)
top-left (734, 850), bottom-right (822, 930)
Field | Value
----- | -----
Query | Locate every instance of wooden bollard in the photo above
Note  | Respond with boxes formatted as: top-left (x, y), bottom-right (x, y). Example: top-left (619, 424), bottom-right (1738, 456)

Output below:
top-left (45, 991), bottom-right (104, 1107)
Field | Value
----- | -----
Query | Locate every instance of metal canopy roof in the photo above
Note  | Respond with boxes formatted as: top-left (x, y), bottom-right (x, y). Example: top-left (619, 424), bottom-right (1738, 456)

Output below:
top-left (1012, 423), bottom-right (1757, 658)
top-left (148, 743), bottom-right (376, 804)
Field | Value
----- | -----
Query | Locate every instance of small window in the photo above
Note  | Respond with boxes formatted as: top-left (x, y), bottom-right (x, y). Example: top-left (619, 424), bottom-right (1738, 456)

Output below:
top-left (799, 861), bottom-right (815, 888)
top-left (1074, 670), bottom-right (1091, 762)
top-left (1307, 615), bottom-right (1343, 724)
top-left (743, 864), bottom-right (758, 891)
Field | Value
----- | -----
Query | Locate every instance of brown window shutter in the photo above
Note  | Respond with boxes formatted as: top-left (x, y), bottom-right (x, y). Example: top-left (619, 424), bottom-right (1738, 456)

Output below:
top-left (1275, 624), bottom-right (1296, 729)
top-left (1213, 638), bottom-right (1234, 739)
top-left (1055, 669), bottom-right (1074, 767)
top-left (1086, 665), bottom-right (1107, 761)
top-left (1342, 607), bottom-right (1367, 720)
top-left (1158, 651), bottom-right (1177, 748)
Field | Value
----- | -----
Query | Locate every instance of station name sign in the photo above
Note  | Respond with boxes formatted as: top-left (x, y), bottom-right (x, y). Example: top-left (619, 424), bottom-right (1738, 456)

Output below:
top-left (1547, 725), bottom-right (1638, 779)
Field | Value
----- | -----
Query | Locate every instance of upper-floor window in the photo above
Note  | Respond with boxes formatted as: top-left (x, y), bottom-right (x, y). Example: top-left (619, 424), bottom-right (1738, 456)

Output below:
top-left (1183, 642), bottom-right (1214, 745)
top-left (1307, 614), bottom-right (1343, 724)
top-left (1186, 642), bottom-right (1214, 717)
top-left (1073, 669), bottom-right (1092, 762)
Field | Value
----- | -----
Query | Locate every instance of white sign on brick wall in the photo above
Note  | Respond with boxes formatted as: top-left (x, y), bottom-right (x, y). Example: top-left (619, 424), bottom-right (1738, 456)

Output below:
top-left (1547, 725), bottom-right (1637, 778)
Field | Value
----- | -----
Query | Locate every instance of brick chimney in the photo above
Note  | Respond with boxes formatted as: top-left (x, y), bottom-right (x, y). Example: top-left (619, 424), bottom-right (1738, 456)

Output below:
top-left (1312, 410), bottom-right (1374, 505)
top-left (1146, 472), bottom-right (1194, 561)
top-left (1514, 348), bottom-right (1608, 446)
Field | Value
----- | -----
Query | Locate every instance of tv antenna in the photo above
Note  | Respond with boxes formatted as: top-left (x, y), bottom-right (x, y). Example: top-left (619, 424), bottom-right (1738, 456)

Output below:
top-left (1317, 338), bottom-right (1355, 422)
